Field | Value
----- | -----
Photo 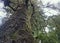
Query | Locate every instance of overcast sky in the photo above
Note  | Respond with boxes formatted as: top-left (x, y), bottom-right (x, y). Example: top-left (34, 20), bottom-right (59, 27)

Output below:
top-left (42, 0), bottom-right (60, 5)
top-left (41, 0), bottom-right (60, 16)
top-left (0, 1), bottom-right (7, 25)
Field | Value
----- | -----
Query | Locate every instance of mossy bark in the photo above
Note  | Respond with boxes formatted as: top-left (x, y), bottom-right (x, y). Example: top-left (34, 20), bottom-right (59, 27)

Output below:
top-left (0, 1), bottom-right (34, 43)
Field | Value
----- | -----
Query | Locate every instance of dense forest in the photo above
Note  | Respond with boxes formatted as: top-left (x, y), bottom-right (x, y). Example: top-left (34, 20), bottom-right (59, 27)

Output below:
top-left (0, 0), bottom-right (60, 43)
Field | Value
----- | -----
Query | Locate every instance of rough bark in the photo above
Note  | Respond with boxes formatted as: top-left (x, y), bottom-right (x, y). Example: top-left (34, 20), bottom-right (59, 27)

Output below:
top-left (0, 1), bottom-right (34, 43)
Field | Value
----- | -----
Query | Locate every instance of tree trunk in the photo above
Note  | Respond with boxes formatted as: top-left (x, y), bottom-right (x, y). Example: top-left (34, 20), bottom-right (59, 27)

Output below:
top-left (0, 1), bottom-right (34, 43)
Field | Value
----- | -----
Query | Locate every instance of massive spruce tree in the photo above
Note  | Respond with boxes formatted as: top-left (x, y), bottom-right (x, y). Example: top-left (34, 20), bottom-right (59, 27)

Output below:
top-left (0, 0), bottom-right (36, 43)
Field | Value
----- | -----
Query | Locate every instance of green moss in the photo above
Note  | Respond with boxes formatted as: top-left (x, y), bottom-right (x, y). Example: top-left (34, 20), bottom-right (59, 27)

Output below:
top-left (10, 31), bottom-right (18, 40)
